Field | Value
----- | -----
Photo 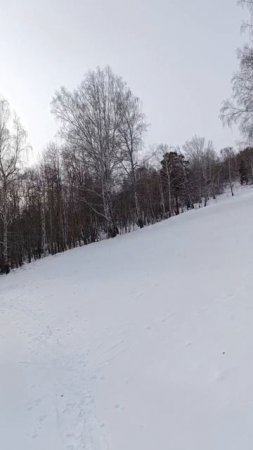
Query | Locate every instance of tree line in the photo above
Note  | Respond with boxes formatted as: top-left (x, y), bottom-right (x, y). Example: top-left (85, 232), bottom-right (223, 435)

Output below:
top-left (2, 0), bottom-right (253, 274)
top-left (0, 67), bottom-right (252, 275)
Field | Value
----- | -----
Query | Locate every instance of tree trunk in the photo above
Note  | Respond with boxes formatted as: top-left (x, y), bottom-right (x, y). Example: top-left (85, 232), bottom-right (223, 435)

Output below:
top-left (228, 159), bottom-right (234, 196)
top-left (102, 180), bottom-right (116, 237)
top-left (3, 212), bottom-right (8, 267)
top-left (165, 161), bottom-right (172, 217)
top-left (158, 175), bottom-right (166, 217)
top-left (2, 186), bottom-right (9, 273)
top-left (41, 193), bottom-right (47, 256)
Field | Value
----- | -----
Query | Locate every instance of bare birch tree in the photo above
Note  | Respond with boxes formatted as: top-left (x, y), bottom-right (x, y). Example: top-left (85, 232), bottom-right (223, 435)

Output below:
top-left (118, 90), bottom-right (147, 227)
top-left (221, 1), bottom-right (253, 142)
top-left (52, 67), bottom-right (126, 237)
top-left (0, 98), bottom-right (27, 272)
top-left (183, 136), bottom-right (218, 206)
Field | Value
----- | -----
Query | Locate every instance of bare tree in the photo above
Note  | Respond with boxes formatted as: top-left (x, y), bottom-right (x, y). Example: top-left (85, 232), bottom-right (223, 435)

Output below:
top-left (221, 46), bottom-right (253, 141)
top-left (183, 136), bottom-right (219, 206)
top-left (239, 0), bottom-right (253, 33)
top-left (221, 147), bottom-right (236, 196)
top-left (52, 67), bottom-right (128, 237)
top-left (158, 144), bottom-right (173, 216)
top-left (118, 90), bottom-right (147, 227)
top-left (221, 1), bottom-right (253, 141)
top-left (0, 98), bottom-right (27, 273)
top-left (184, 136), bottom-right (206, 206)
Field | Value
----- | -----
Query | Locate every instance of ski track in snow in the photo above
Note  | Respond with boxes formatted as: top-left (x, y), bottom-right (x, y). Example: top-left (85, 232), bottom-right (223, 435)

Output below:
top-left (0, 285), bottom-right (111, 449)
top-left (1, 186), bottom-right (253, 449)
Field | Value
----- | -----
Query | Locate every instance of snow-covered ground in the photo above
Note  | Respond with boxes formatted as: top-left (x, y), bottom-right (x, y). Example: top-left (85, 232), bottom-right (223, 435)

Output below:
top-left (1, 187), bottom-right (253, 450)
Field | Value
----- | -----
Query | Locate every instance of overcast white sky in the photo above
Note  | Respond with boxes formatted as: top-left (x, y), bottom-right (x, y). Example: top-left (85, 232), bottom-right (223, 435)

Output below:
top-left (0, 0), bottom-right (248, 158)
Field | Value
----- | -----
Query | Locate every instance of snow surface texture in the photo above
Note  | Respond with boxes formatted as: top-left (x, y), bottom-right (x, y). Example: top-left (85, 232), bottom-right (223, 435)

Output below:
top-left (1, 188), bottom-right (253, 450)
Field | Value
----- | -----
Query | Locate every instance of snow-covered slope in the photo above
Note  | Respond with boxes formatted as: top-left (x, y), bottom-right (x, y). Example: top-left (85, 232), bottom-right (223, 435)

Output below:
top-left (1, 188), bottom-right (253, 450)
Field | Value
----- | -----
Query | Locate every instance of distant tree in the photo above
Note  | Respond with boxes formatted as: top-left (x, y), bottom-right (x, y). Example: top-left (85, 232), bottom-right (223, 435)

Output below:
top-left (160, 150), bottom-right (190, 215)
top-left (239, 157), bottom-right (249, 184)
top-left (118, 89), bottom-right (147, 227)
top-left (0, 98), bottom-right (27, 273)
top-left (241, 147), bottom-right (253, 182)
top-left (42, 144), bottom-right (66, 254)
top-left (236, 147), bottom-right (253, 184)
top-left (183, 136), bottom-right (219, 206)
top-left (220, 147), bottom-right (237, 196)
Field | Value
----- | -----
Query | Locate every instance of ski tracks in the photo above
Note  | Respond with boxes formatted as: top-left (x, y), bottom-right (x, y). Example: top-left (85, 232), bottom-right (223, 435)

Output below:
top-left (0, 289), bottom-right (110, 450)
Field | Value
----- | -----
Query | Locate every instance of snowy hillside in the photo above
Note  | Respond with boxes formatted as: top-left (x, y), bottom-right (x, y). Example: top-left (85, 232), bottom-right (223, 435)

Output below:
top-left (1, 188), bottom-right (253, 450)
